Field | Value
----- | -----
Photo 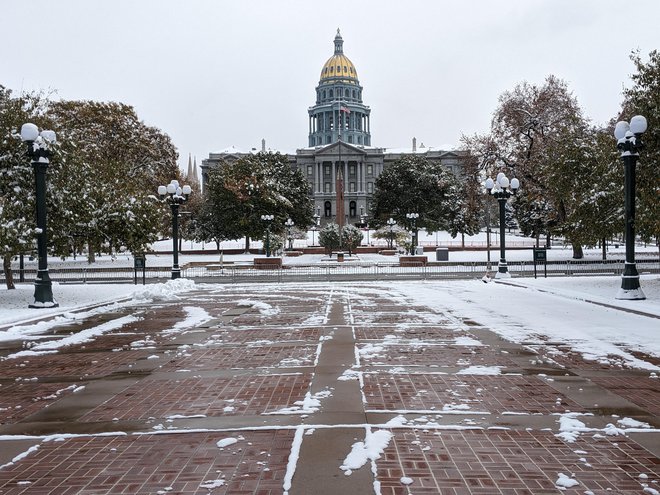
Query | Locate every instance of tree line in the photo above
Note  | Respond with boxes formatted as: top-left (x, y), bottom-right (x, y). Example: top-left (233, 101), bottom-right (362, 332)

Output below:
top-left (0, 88), bottom-right (181, 288)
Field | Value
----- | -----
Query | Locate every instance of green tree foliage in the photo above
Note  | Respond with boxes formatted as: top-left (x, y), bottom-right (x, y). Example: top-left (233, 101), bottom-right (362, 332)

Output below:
top-left (48, 100), bottom-right (180, 260)
top-left (372, 224), bottom-right (408, 249)
top-left (200, 152), bottom-right (313, 250)
top-left (341, 224), bottom-right (363, 255)
top-left (370, 155), bottom-right (463, 234)
top-left (623, 50), bottom-right (660, 245)
top-left (319, 223), bottom-right (340, 254)
top-left (463, 76), bottom-right (596, 257)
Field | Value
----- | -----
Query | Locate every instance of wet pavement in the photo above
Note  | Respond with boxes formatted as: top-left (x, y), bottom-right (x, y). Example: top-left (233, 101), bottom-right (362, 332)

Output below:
top-left (0, 283), bottom-right (659, 494)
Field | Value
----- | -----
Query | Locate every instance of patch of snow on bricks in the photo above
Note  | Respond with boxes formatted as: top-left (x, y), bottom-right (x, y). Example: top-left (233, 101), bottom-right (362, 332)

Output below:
top-left (132, 278), bottom-right (196, 301)
top-left (456, 365), bottom-right (502, 375)
top-left (6, 315), bottom-right (140, 359)
top-left (216, 436), bottom-right (240, 448)
top-left (165, 306), bottom-right (213, 334)
top-left (555, 472), bottom-right (579, 488)
top-left (453, 336), bottom-right (485, 346)
top-left (236, 299), bottom-right (280, 316)
top-left (340, 427), bottom-right (393, 476)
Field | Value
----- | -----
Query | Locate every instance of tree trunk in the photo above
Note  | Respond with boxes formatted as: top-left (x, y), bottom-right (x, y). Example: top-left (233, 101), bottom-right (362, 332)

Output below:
top-left (87, 240), bottom-right (96, 264)
top-left (572, 243), bottom-right (584, 259)
top-left (244, 236), bottom-right (250, 254)
top-left (601, 237), bottom-right (607, 260)
top-left (3, 254), bottom-right (15, 290)
top-left (461, 233), bottom-right (465, 249)
top-left (545, 232), bottom-right (551, 248)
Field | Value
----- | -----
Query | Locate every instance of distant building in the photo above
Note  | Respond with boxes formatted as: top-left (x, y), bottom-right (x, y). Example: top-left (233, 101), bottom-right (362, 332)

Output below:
top-left (201, 30), bottom-right (463, 225)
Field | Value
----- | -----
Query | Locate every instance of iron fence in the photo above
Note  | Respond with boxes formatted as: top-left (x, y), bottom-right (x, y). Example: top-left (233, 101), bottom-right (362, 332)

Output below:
top-left (2, 258), bottom-right (658, 285)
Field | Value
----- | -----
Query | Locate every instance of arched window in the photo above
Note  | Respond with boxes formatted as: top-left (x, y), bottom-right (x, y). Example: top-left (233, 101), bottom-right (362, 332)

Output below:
top-left (345, 89), bottom-right (349, 97)
top-left (352, 90), bottom-right (356, 99)
top-left (324, 201), bottom-right (332, 218)
top-left (322, 90), bottom-right (326, 99)
top-left (349, 201), bottom-right (357, 218)
top-left (329, 89), bottom-right (334, 98)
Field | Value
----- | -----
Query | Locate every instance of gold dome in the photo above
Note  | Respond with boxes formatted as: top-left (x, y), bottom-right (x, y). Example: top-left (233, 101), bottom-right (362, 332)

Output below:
top-left (320, 54), bottom-right (358, 84)
top-left (319, 30), bottom-right (359, 85)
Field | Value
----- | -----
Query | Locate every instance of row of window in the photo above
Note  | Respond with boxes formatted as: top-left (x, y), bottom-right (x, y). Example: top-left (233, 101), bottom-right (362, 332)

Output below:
top-left (324, 65), bottom-right (354, 75)
top-left (313, 134), bottom-right (367, 145)
top-left (318, 88), bottom-right (361, 100)
top-left (307, 164), bottom-right (374, 176)
top-left (309, 182), bottom-right (374, 194)
top-left (321, 200), bottom-right (369, 218)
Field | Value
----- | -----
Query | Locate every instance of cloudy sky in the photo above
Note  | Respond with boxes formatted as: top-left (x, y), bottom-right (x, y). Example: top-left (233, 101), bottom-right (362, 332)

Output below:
top-left (2, 0), bottom-right (659, 171)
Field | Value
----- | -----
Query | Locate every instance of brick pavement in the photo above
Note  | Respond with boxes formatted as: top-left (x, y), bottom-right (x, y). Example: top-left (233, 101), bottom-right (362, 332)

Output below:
top-left (0, 282), bottom-right (658, 494)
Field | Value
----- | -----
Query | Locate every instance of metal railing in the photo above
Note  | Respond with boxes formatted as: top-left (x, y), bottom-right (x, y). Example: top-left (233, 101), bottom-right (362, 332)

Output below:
top-left (3, 259), bottom-right (658, 285)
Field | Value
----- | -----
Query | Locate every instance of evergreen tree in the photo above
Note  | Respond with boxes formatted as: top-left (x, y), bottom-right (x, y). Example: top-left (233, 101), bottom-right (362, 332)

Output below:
top-left (371, 155), bottom-right (463, 234)
top-left (201, 152), bottom-right (313, 250)
top-left (623, 50), bottom-right (660, 246)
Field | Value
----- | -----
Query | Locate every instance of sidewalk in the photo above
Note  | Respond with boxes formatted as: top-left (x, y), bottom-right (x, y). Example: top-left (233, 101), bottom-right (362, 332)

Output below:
top-left (0, 282), bottom-right (659, 494)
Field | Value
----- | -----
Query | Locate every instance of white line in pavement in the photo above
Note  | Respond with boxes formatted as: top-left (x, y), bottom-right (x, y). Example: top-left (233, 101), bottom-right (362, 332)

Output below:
top-left (282, 425), bottom-right (305, 495)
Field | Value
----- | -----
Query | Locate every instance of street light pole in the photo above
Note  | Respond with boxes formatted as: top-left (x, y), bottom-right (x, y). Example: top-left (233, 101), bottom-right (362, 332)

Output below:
top-left (485, 173), bottom-right (519, 279)
top-left (261, 214), bottom-right (274, 256)
top-left (21, 123), bottom-right (58, 308)
top-left (386, 217), bottom-right (396, 249)
top-left (614, 115), bottom-right (647, 300)
top-left (158, 180), bottom-right (192, 279)
top-left (285, 218), bottom-right (294, 250)
top-left (406, 213), bottom-right (419, 255)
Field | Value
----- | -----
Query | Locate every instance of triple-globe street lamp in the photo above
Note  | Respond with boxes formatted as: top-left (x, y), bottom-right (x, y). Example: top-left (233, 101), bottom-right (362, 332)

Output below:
top-left (360, 205), bottom-right (370, 245)
top-left (614, 115), bottom-right (647, 300)
top-left (406, 212), bottom-right (419, 255)
top-left (311, 207), bottom-right (320, 246)
top-left (386, 217), bottom-right (397, 249)
top-left (485, 172), bottom-right (520, 278)
top-left (285, 218), bottom-right (295, 251)
top-left (21, 123), bottom-right (58, 308)
top-left (158, 180), bottom-right (192, 279)
top-left (261, 214), bottom-right (274, 256)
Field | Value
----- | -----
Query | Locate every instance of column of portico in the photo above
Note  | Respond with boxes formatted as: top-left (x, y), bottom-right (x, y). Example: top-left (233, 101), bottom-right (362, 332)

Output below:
top-left (331, 160), bottom-right (336, 193)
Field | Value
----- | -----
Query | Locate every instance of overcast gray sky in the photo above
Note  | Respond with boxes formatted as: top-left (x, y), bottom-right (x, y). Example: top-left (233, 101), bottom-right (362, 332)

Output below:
top-left (2, 0), bottom-right (659, 171)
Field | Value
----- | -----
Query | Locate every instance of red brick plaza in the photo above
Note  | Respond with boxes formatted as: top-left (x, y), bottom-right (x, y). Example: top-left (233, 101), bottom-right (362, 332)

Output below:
top-left (1, 283), bottom-right (658, 494)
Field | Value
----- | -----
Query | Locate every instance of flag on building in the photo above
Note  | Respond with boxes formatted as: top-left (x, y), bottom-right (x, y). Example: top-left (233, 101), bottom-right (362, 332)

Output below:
top-left (340, 106), bottom-right (351, 114)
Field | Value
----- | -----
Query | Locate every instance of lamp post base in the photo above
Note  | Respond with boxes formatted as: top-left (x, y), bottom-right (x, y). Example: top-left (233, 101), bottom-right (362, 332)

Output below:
top-left (615, 287), bottom-right (646, 300)
top-left (29, 274), bottom-right (58, 308)
top-left (615, 263), bottom-right (645, 300)
top-left (494, 261), bottom-right (510, 279)
top-left (171, 267), bottom-right (181, 279)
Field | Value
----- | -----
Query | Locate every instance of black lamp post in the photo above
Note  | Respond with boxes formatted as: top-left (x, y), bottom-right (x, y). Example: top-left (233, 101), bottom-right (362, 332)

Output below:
top-left (311, 207), bottom-right (320, 246)
top-left (386, 217), bottom-right (396, 249)
top-left (485, 173), bottom-right (519, 278)
top-left (614, 115), bottom-right (647, 300)
top-left (406, 212), bottom-right (419, 255)
top-left (158, 180), bottom-right (192, 279)
top-left (261, 214), bottom-right (274, 256)
top-left (285, 218), bottom-right (294, 250)
top-left (360, 205), bottom-right (369, 245)
top-left (21, 123), bottom-right (58, 308)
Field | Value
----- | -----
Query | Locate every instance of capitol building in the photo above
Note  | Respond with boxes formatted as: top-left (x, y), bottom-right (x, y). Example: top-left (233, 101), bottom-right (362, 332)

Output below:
top-left (201, 30), bottom-right (463, 224)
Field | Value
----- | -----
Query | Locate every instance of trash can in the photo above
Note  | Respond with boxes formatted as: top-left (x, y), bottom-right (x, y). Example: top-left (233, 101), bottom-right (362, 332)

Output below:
top-left (336, 252), bottom-right (345, 262)
top-left (415, 246), bottom-right (424, 255)
top-left (436, 248), bottom-right (449, 261)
